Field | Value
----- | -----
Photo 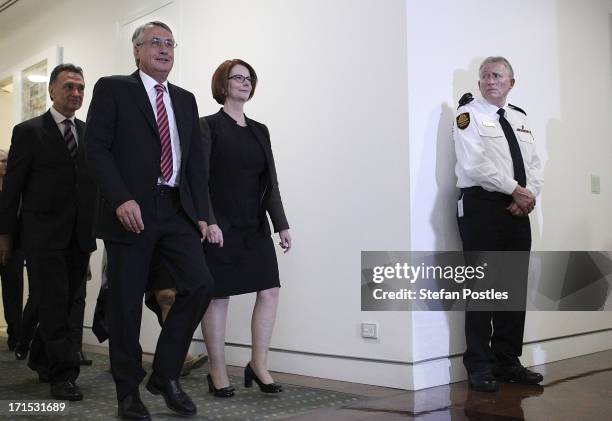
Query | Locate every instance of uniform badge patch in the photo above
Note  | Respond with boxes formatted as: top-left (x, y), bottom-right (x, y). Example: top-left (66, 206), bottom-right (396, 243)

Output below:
top-left (456, 112), bottom-right (470, 130)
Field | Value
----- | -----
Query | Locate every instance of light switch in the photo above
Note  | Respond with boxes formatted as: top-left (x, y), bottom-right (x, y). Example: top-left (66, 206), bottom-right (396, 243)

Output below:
top-left (591, 174), bottom-right (600, 194)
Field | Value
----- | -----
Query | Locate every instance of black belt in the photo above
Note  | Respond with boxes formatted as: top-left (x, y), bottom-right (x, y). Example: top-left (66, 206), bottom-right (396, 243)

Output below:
top-left (153, 184), bottom-right (179, 196)
top-left (461, 186), bottom-right (511, 202)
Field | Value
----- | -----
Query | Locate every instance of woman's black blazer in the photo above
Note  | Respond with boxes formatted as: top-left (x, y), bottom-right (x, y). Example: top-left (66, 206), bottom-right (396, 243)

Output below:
top-left (200, 109), bottom-right (289, 235)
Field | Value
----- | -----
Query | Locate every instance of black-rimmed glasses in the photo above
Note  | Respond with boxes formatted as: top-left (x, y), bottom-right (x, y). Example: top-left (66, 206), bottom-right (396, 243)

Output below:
top-left (228, 74), bottom-right (254, 84)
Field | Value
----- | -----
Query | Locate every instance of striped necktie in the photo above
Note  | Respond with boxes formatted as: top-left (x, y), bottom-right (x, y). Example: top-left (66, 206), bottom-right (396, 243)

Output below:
top-left (155, 84), bottom-right (173, 182)
top-left (62, 119), bottom-right (77, 159)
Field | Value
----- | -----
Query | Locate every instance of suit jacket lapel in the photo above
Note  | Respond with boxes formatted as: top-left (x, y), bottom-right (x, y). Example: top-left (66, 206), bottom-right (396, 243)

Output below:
top-left (75, 119), bottom-right (86, 162)
top-left (130, 71), bottom-right (159, 137)
top-left (168, 83), bottom-right (188, 157)
top-left (42, 111), bottom-right (72, 160)
top-left (246, 115), bottom-right (273, 169)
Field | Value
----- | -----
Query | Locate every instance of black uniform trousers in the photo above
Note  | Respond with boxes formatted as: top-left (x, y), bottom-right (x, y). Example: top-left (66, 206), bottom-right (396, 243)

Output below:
top-left (24, 242), bottom-right (90, 384)
top-left (0, 250), bottom-right (24, 348)
top-left (457, 187), bottom-right (531, 373)
top-left (105, 187), bottom-right (213, 401)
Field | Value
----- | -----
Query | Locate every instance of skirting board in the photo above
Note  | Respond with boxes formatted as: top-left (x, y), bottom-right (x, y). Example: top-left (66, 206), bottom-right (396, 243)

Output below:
top-left (81, 327), bottom-right (612, 391)
top-left (223, 329), bottom-right (612, 391)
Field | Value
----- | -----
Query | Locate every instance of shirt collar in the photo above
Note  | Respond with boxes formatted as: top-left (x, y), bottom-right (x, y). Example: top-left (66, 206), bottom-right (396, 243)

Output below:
top-left (49, 106), bottom-right (75, 125)
top-left (139, 70), bottom-right (168, 93)
top-left (477, 96), bottom-right (506, 114)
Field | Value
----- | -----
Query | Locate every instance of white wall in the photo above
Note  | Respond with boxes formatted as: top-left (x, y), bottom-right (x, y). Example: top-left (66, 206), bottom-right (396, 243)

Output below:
top-left (0, 0), bottom-right (610, 391)
top-left (0, 0), bottom-right (414, 389)
top-left (179, 0), bottom-right (413, 387)
top-left (406, 0), bottom-right (612, 388)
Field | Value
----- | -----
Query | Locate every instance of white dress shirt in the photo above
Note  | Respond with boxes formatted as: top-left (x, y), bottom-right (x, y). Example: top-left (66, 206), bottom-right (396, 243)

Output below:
top-left (139, 70), bottom-right (182, 187)
top-left (453, 96), bottom-right (543, 197)
top-left (49, 106), bottom-right (78, 146)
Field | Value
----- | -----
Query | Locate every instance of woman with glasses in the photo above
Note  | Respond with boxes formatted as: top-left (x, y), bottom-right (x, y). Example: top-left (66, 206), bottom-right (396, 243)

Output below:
top-left (200, 59), bottom-right (291, 398)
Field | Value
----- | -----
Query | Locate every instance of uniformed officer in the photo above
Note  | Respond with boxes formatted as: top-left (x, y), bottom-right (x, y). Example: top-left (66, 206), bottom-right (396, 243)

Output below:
top-left (453, 56), bottom-right (544, 392)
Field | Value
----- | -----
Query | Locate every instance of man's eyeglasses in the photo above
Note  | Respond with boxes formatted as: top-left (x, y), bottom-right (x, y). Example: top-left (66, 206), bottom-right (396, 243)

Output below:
top-left (137, 37), bottom-right (178, 50)
top-left (228, 74), bottom-right (254, 84)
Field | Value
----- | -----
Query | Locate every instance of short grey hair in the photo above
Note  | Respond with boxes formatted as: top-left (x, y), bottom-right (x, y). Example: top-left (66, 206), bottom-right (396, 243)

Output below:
top-left (132, 21), bottom-right (173, 67)
top-left (479, 56), bottom-right (514, 79)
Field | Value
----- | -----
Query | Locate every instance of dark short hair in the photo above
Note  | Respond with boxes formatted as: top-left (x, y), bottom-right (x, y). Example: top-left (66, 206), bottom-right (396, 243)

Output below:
top-left (48, 63), bottom-right (83, 100)
top-left (49, 63), bottom-right (83, 85)
top-left (132, 21), bottom-right (174, 67)
top-left (211, 59), bottom-right (258, 105)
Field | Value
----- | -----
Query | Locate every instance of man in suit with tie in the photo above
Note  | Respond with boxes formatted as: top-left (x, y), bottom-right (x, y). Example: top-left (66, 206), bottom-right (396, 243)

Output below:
top-left (453, 56), bottom-right (544, 392)
top-left (0, 63), bottom-right (96, 401)
top-left (86, 21), bottom-right (213, 420)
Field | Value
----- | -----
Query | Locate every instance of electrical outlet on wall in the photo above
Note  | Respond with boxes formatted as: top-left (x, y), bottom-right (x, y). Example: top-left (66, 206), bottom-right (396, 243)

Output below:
top-left (361, 322), bottom-right (379, 339)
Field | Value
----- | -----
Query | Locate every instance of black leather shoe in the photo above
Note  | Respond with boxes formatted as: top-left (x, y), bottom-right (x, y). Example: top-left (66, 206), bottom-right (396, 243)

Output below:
top-left (494, 365), bottom-right (543, 385)
top-left (14, 342), bottom-right (28, 360)
top-left (207, 374), bottom-right (235, 398)
top-left (118, 390), bottom-right (151, 420)
top-left (78, 350), bottom-right (93, 366)
top-left (50, 380), bottom-right (83, 401)
top-left (468, 370), bottom-right (498, 392)
top-left (244, 363), bottom-right (282, 393)
top-left (146, 373), bottom-right (196, 416)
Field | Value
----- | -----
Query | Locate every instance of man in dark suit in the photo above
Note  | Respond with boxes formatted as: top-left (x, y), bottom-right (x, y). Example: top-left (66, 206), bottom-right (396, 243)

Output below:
top-left (0, 149), bottom-right (24, 352)
top-left (0, 63), bottom-right (96, 401)
top-left (86, 21), bottom-right (213, 420)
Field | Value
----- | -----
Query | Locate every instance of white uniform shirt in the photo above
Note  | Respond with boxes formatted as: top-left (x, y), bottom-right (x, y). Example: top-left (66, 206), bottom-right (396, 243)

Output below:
top-left (453, 96), bottom-right (543, 197)
top-left (140, 70), bottom-right (182, 187)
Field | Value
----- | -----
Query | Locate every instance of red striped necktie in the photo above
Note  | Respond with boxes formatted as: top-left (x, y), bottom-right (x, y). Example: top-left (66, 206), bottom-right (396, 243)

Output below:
top-left (155, 84), bottom-right (173, 182)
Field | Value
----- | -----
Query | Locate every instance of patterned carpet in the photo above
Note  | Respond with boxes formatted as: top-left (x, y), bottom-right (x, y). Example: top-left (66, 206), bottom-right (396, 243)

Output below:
top-left (0, 340), bottom-right (362, 420)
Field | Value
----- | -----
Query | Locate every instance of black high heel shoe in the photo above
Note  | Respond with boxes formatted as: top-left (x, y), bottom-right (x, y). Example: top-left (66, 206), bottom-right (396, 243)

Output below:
top-left (244, 363), bottom-right (282, 393)
top-left (207, 374), bottom-right (235, 398)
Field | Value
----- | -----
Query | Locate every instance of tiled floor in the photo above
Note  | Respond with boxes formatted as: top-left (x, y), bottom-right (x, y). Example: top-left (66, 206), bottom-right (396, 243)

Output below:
top-left (278, 349), bottom-right (612, 420)
top-left (4, 338), bottom-right (612, 420)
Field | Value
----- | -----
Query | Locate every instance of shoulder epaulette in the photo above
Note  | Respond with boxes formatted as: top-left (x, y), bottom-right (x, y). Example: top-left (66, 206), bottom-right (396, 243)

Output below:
top-left (457, 92), bottom-right (474, 109)
top-left (508, 103), bottom-right (527, 115)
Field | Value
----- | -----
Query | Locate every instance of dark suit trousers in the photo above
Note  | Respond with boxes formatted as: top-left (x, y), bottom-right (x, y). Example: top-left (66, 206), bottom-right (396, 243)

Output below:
top-left (25, 243), bottom-right (89, 384)
top-left (457, 188), bottom-right (531, 373)
top-left (22, 266), bottom-right (87, 355)
top-left (105, 188), bottom-right (213, 401)
top-left (0, 250), bottom-right (24, 347)
top-left (17, 264), bottom-right (38, 353)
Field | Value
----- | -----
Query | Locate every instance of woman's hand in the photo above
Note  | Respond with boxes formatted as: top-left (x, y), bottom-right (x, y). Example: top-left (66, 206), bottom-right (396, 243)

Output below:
top-left (206, 224), bottom-right (224, 247)
top-left (279, 229), bottom-right (292, 253)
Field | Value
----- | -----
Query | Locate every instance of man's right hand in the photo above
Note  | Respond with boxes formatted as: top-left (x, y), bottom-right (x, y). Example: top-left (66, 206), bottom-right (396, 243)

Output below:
top-left (0, 234), bottom-right (13, 265)
top-left (116, 200), bottom-right (144, 233)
